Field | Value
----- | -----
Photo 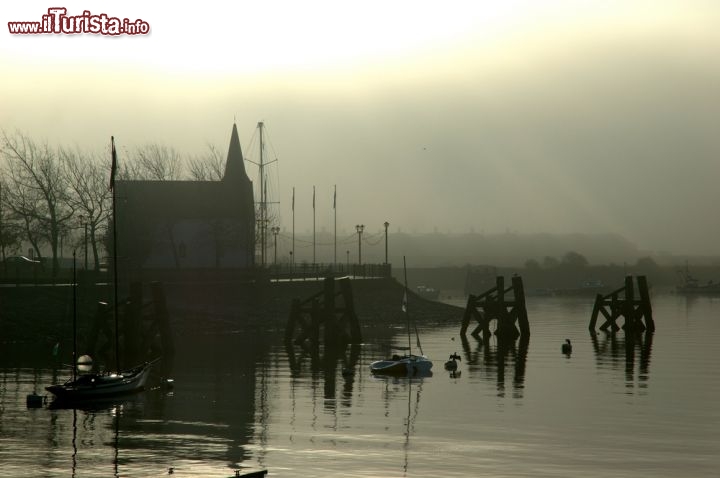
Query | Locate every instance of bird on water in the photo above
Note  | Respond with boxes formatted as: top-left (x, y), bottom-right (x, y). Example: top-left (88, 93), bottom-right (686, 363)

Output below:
top-left (445, 352), bottom-right (461, 370)
top-left (562, 339), bottom-right (572, 354)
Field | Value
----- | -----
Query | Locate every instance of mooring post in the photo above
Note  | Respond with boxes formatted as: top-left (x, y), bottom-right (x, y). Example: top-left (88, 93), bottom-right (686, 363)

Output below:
top-left (623, 275), bottom-right (635, 332)
top-left (323, 277), bottom-right (337, 348)
top-left (460, 294), bottom-right (476, 336)
top-left (512, 275), bottom-right (530, 337)
top-left (339, 277), bottom-right (362, 343)
top-left (637, 275), bottom-right (655, 332)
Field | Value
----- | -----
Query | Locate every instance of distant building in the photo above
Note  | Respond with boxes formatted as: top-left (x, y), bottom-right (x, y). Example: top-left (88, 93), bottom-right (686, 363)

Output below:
top-left (115, 124), bottom-right (255, 281)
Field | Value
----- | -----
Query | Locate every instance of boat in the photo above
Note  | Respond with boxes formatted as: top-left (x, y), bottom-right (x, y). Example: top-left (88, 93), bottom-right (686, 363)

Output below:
top-left (415, 285), bottom-right (440, 300)
top-left (46, 138), bottom-right (156, 402)
top-left (676, 264), bottom-right (720, 295)
top-left (46, 360), bottom-right (156, 401)
top-left (370, 257), bottom-right (433, 376)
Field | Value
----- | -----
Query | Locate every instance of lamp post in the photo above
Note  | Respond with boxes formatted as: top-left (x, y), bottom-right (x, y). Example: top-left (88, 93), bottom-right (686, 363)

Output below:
top-left (383, 221), bottom-right (389, 265)
top-left (271, 226), bottom-right (280, 264)
top-left (355, 224), bottom-right (364, 266)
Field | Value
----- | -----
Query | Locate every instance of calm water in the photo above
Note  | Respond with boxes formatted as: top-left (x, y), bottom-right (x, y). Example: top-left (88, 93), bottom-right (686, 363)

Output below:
top-left (2, 294), bottom-right (719, 477)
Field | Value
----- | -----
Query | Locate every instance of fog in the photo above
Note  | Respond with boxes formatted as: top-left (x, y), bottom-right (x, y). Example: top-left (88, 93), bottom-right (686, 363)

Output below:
top-left (2, 1), bottom-right (719, 257)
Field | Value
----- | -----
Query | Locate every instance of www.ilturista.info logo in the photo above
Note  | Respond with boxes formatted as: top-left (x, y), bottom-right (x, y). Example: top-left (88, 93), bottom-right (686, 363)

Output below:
top-left (8, 8), bottom-right (150, 35)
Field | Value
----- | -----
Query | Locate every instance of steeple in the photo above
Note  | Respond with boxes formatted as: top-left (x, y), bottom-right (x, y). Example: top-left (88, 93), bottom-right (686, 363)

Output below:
top-left (223, 123), bottom-right (250, 182)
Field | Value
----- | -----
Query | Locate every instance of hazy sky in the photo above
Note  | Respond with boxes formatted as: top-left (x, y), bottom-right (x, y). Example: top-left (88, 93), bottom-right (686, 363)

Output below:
top-left (2, 1), bottom-right (719, 255)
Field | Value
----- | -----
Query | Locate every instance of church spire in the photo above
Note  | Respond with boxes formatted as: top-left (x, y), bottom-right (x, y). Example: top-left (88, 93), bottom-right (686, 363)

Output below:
top-left (223, 123), bottom-right (249, 182)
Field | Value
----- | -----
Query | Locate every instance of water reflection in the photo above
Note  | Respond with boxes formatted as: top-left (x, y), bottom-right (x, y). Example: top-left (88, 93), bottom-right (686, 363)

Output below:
top-left (373, 375), bottom-right (427, 477)
top-left (460, 334), bottom-right (529, 398)
top-left (591, 331), bottom-right (653, 392)
top-left (285, 343), bottom-right (361, 409)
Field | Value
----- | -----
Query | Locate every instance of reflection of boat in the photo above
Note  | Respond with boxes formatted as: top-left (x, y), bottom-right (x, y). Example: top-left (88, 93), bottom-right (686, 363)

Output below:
top-left (676, 265), bottom-right (720, 295)
top-left (371, 257), bottom-right (433, 376)
top-left (415, 285), bottom-right (440, 300)
top-left (46, 138), bottom-right (156, 403)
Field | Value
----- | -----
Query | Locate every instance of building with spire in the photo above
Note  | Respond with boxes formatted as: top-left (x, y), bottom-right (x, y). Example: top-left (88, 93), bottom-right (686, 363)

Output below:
top-left (115, 124), bottom-right (255, 282)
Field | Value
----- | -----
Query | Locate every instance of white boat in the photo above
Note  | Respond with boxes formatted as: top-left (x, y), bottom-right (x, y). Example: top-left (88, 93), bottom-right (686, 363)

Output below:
top-left (370, 257), bottom-right (433, 376)
top-left (370, 352), bottom-right (433, 375)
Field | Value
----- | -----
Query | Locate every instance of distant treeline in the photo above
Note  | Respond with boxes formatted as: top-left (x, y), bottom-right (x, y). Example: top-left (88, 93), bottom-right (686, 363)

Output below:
top-left (398, 260), bottom-right (720, 295)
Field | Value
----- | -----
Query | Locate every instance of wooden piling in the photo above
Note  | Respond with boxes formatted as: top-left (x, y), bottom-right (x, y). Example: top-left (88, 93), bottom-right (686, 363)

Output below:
top-left (589, 275), bottom-right (654, 334)
top-left (461, 275), bottom-right (529, 341)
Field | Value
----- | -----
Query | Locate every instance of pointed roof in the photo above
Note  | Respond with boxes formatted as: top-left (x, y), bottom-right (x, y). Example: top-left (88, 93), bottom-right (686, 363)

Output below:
top-left (223, 123), bottom-right (250, 182)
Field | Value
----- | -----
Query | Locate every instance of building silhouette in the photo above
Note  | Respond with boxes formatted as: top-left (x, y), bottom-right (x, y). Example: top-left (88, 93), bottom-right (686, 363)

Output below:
top-left (115, 123), bottom-right (255, 282)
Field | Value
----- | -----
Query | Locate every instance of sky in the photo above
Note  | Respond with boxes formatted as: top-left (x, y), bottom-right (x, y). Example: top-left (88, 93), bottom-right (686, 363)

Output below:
top-left (1, 1), bottom-right (719, 256)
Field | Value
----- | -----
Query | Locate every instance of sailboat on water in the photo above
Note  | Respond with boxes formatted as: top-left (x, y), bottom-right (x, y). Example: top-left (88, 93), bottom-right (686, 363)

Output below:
top-left (370, 257), bottom-right (433, 375)
top-left (46, 137), bottom-right (156, 402)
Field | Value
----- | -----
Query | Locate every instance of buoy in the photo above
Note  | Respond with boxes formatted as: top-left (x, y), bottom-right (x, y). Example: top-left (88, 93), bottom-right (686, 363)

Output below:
top-left (562, 339), bottom-right (572, 354)
top-left (26, 393), bottom-right (44, 408)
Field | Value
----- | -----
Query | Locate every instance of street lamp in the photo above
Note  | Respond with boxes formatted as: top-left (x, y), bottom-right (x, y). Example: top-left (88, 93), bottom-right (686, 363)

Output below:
top-left (271, 226), bottom-right (280, 264)
top-left (355, 224), bottom-right (364, 266)
top-left (383, 221), bottom-right (390, 265)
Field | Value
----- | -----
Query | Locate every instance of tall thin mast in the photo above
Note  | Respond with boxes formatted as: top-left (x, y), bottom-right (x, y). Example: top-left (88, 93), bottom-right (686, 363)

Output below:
top-left (258, 122), bottom-right (266, 266)
top-left (334, 185), bottom-right (337, 265)
top-left (292, 186), bottom-right (295, 267)
top-left (403, 256), bottom-right (411, 354)
top-left (72, 250), bottom-right (77, 382)
top-left (111, 136), bottom-right (120, 372)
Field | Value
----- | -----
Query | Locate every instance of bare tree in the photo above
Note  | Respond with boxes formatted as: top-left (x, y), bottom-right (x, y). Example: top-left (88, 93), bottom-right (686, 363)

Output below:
top-left (62, 146), bottom-right (112, 271)
top-left (187, 143), bottom-right (224, 181)
top-left (0, 181), bottom-right (23, 266)
top-left (0, 130), bottom-right (74, 277)
top-left (125, 143), bottom-right (184, 180)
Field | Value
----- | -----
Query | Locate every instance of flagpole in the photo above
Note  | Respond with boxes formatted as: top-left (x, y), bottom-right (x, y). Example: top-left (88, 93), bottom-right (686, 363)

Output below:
top-left (333, 185), bottom-right (337, 265)
top-left (292, 186), bottom-right (295, 269)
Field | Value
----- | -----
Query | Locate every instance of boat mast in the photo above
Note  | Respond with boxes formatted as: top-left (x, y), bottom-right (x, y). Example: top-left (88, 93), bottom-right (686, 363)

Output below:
top-left (72, 250), bottom-right (77, 382)
top-left (259, 122), bottom-right (266, 266)
top-left (111, 136), bottom-right (120, 372)
top-left (403, 256), bottom-right (411, 354)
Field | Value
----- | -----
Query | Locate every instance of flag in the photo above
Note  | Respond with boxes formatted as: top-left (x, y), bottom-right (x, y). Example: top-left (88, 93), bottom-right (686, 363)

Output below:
top-left (401, 291), bottom-right (407, 313)
top-left (109, 136), bottom-right (117, 191)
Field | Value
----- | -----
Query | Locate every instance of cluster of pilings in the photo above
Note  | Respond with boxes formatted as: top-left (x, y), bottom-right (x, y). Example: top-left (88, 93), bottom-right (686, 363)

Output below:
top-left (285, 277), bottom-right (362, 351)
top-left (460, 275), bottom-right (530, 341)
top-left (87, 281), bottom-right (174, 368)
top-left (589, 275), bottom-right (655, 334)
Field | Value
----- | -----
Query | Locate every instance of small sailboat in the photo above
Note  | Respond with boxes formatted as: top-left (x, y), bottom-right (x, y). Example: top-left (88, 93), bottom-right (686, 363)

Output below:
top-left (370, 257), bottom-right (433, 376)
top-left (46, 138), bottom-right (156, 403)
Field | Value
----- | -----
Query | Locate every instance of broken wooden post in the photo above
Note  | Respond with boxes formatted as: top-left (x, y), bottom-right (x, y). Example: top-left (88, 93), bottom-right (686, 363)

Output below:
top-left (285, 276), bottom-right (362, 351)
top-left (461, 275), bottom-right (529, 341)
top-left (589, 275), bottom-right (654, 334)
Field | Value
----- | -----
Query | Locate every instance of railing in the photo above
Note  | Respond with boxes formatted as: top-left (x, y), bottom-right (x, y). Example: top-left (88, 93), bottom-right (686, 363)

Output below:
top-left (265, 262), bottom-right (392, 281)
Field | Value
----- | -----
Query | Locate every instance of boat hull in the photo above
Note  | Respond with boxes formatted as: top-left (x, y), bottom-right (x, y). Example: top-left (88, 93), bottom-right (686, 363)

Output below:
top-left (370, 355), bottom-right (433, 376)
top-left (46, 362), bottom-right (153, 401)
